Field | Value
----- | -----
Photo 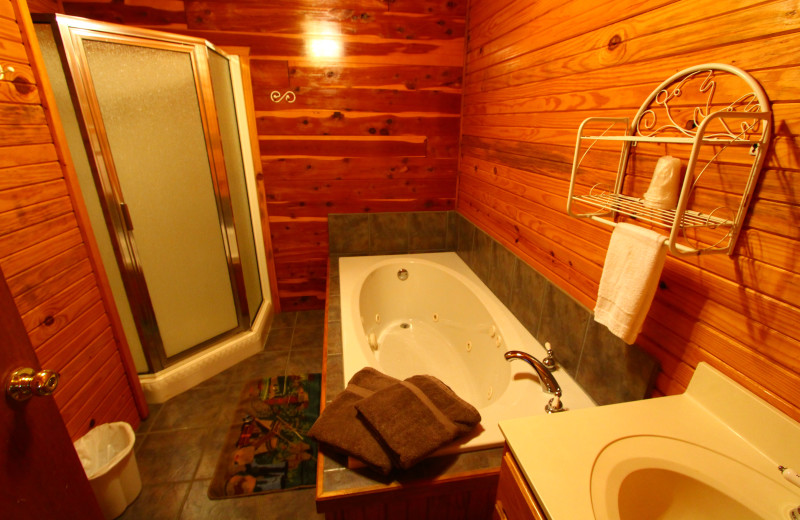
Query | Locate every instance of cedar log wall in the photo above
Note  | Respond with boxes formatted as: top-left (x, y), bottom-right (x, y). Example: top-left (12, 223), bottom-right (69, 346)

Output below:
top-left (46, 0), bottom-right (465, 311)
top-left (2, 0), bottom-right (142, 440)
top-left (460, 0), bottom-right (800, 421)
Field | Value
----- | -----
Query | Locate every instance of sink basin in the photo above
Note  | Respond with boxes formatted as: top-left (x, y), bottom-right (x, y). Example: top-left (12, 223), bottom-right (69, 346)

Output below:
top-left (590, 435), bottom-right (800, 520)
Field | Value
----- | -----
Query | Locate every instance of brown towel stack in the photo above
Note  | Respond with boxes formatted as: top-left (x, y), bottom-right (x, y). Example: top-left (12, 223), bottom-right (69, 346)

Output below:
top-left (308, 367), bottom-right (397, 474)
top-left (310, 368), bottom-right (482, 474)
top-left (354, 375), bottom-right (481, 470)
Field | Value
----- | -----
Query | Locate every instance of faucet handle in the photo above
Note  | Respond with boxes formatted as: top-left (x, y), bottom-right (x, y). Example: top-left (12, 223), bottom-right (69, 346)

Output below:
top-left (545, 391), bottom-right (564, 413)
top-left (542, 342), bottom-right (558, 371)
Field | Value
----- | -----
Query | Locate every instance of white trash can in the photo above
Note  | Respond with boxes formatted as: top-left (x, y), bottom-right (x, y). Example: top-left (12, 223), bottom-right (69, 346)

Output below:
top-left (73, 421), bottom-right (142, 519)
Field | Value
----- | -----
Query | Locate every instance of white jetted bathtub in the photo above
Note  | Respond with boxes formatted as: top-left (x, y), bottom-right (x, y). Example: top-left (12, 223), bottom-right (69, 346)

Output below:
top-left (339, 252), bottom-right (595, 452)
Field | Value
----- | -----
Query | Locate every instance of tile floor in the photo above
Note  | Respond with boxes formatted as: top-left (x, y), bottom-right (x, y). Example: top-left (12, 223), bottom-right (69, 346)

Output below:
top-left (121, 310), bottom-right (326, 520)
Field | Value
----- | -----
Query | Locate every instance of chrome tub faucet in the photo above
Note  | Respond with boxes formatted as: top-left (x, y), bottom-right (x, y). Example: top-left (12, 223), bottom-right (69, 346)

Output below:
top-left (505, 350), bottom-right (565, 413)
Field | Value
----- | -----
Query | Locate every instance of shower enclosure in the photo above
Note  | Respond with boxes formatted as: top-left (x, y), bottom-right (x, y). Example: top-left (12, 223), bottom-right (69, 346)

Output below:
top-left (34, 14), bottom-right (270, 382)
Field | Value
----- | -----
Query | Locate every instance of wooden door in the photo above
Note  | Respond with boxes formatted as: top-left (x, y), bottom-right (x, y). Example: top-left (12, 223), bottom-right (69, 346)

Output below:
top-left (0, 266), bottom-right (104, 519)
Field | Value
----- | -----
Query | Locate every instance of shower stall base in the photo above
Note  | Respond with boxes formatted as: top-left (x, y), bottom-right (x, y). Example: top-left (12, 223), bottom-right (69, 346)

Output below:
top-left (138, 302), bottom-right (273, 403)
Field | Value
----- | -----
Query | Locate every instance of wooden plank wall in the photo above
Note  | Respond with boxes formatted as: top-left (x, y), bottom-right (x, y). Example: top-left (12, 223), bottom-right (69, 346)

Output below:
top-left (50, 0), bottom-right (465, 311)
top-left (1, 0), bottom-right (142, 440)
top-left (460, 0), bottom-right (800, 421)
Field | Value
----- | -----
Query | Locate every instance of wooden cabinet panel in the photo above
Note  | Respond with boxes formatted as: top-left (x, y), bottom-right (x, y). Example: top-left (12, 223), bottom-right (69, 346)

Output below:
top-left (494, 449), bottom-right (546, 520)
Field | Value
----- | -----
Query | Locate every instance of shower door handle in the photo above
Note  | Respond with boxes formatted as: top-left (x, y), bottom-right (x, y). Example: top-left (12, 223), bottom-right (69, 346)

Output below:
top-left (120, 202), bottom-right (134, 231)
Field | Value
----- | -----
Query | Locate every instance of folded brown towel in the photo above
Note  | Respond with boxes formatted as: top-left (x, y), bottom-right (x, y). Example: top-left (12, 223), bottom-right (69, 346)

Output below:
top-left (307, 367), bottom-right (397, 474)
top-left (354, 374), bottom-right (481, 470)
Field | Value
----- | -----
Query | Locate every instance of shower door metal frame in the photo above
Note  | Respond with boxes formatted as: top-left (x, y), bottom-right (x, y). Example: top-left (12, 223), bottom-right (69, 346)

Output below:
top-left (43, 15), bottom-right (250, 372)
top-left (206, 47), bottom-right (266, 326)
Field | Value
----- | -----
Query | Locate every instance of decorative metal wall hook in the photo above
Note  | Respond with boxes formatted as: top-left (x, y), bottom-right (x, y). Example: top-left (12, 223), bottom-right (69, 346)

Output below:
top-left (635, 68), bottom-right (762, 141)
top-left (0, 63), bottom-right (16, 81)
top-left (270, 90), bottom-right (296, 103)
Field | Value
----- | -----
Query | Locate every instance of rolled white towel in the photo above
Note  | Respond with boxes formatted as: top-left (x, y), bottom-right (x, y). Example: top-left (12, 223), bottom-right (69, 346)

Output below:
top-left (643, 156), bottom-right (682, 210)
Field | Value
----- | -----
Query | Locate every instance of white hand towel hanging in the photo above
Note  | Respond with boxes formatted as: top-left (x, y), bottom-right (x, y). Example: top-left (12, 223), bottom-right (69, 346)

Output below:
top-left (593, 223), bottom-right (667, 344)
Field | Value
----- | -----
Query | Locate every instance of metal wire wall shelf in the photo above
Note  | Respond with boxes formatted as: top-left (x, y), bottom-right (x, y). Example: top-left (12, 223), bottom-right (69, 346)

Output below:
top-left (567, 63), bottom-right (772, 256)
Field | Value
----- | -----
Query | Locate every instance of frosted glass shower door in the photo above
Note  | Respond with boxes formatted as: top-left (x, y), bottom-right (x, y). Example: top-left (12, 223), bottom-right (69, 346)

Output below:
top-left (207, 49), bottom-right (263, 325)
top-left (66, 31), bottom-right (241, 364)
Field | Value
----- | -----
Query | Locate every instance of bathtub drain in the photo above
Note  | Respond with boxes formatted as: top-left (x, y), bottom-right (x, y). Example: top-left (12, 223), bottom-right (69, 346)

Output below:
top-left (400, 322), bottom-right (410, 329)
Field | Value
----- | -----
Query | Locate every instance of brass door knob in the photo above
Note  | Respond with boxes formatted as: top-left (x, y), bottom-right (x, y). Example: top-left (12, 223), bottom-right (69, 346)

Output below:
top-left (6, 368), bottom-right (60, 401)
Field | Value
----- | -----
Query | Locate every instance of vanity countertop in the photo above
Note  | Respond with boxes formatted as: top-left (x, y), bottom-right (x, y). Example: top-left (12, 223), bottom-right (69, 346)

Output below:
top-left (499, 362), bottom-right (800, 519)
